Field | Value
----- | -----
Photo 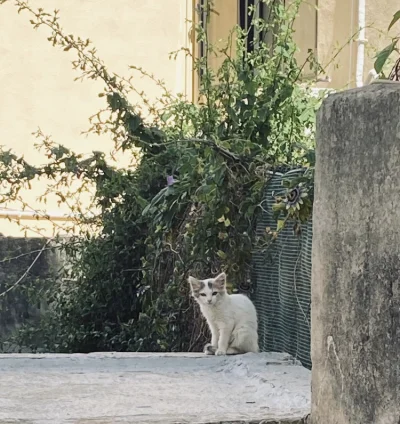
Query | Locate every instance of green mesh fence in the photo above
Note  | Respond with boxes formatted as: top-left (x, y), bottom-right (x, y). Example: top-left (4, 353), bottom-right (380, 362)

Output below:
top-left (252, 168), bottom-right (312, 369)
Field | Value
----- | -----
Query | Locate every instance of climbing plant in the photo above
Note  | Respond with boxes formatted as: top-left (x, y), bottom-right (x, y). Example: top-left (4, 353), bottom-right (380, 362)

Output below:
top-left (0, 0), bottom-right (321, 352)
top-left (374, 10), bottom-right (400, 77)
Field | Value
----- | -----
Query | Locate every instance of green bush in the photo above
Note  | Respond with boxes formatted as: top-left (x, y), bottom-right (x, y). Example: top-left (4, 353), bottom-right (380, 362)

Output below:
top-left (0, 0), bottom-right (321, 352)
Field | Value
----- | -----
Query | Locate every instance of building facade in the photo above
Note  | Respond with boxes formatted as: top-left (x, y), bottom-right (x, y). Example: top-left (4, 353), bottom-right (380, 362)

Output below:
top-left (0, 0), bottom-right (398, 236)
top-left (204, 0), bottom-right (399, 89)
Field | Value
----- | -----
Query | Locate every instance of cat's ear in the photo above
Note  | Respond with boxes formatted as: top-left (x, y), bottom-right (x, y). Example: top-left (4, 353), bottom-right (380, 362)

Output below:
top-left (188, 276), bottom-right (202, 291)
top-left (214, 272), bottom-right (226, 289)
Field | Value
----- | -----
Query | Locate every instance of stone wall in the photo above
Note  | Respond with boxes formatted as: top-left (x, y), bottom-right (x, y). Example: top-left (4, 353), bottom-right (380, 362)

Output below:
top-left (311, 83), bottom-right (400, 423)
top-left (0, 236), bottom-right (60, 351)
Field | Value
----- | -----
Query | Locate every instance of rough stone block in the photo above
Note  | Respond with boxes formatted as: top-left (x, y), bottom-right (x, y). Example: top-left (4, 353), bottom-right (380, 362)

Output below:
top-left (311, 83), bottom-right (400, 424)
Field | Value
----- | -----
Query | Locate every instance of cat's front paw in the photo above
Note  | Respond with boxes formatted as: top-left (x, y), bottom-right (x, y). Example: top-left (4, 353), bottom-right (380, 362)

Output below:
top-left (215, 349), bottom-right (226, 356)
top-left (204, 343), bottom-right (216, 355)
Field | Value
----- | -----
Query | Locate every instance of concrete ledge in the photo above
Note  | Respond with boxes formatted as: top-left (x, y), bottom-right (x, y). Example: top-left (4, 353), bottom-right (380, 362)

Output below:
top-left (0, 352), bottom-right (310, 424)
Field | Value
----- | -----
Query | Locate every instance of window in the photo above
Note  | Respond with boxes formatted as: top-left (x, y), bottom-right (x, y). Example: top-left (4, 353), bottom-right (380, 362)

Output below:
top-left (238, 0), bottom-right (318, 78)
top-left (196, 0), bottom-right (238, 86)
top-left (239, 0), bottom-right (272, 53)
top-left (197, 0), bottom-right (207, 83)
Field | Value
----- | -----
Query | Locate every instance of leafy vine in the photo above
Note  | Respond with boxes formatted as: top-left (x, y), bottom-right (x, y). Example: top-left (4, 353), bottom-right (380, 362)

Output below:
top-left (0, 0), bottom-right (320, 352)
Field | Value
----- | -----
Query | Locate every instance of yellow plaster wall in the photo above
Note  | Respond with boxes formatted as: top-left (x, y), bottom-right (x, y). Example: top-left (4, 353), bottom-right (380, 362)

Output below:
top-left (316, 0), bottom-right (399, 89)
top-left (1, 0), bottom-right (398, 237)
top-left (0, 0), bottom-right (193, 236)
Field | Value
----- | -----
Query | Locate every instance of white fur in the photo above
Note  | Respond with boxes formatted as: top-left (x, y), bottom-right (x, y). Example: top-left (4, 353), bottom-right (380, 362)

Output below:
top-left (188, 272), bottom-right (259, 356)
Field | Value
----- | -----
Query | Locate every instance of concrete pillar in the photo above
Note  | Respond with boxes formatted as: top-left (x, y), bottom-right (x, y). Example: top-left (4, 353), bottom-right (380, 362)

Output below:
top-left (311, 83), bottom-right (400, 424)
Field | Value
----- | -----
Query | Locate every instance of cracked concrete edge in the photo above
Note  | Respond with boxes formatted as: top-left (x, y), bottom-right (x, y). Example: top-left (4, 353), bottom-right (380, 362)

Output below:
top-left (0, 420), bottom-right (309, 424)
top-left (206, 419), bottom-right (308, 424)
top-left (73, 418), bottom-right (310, 424)
top-left (0, 416), bottom-right (310, 424)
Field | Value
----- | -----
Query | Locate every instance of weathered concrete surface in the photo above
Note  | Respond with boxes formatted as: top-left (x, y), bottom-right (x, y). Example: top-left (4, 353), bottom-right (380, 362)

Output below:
top-left (312, 83), bottom-right (400, 424)
top-left (0, 352), bottom-right (310, 424)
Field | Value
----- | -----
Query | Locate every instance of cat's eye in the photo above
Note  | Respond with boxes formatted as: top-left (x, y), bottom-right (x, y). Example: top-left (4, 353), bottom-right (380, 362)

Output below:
top-left (212, 292), bottom-right (218, 296)
top-left (200, 293), bottom-right (206, 297)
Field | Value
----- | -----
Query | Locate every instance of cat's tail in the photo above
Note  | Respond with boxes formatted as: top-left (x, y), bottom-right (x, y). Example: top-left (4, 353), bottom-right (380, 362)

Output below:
top-left (231, 328), bottom-right (259, 354)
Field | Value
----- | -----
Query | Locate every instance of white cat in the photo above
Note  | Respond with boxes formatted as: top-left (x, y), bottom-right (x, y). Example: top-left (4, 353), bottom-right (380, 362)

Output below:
top-left (188, 272), bottom-right (259, 355)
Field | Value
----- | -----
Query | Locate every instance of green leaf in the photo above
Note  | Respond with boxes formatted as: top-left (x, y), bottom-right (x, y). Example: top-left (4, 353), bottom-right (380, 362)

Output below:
top-left (161, 111), bottom-right (172, 123)
top-left (127, 114), bottom-right (141, 133)
top-left (245, 81), bottom-right (258, 96)
top-left (277, 219), bottom-right (285, 231)
top-left (148, 187), bottom-right (168, 209)
top-left (246, 205), bottom-right (255, 216)
top-left (107, 92), bottom-right (122, 111)
top-left (388, 10), bottom-right (400, 31)
top-left (141, 204), bottom-right (151, 216)
top-left (374, 41), bottom-right (397, 73)
top-left (217, 250), bottom-right (227, 259)
top-left (272, 202), bottom-right (286, 212)
top-left (217, 215), bottom-right (225, 223)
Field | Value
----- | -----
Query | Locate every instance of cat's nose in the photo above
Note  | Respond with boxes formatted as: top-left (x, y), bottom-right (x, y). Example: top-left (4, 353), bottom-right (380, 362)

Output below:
top-left (207, 299), bottom-right (212, 304)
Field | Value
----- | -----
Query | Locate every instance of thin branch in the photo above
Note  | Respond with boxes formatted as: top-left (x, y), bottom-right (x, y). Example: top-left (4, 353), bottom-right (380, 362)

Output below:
top-left (0, 245), bottom-right (56, 264)
top-left (0, 238), bottom-right (53, 298)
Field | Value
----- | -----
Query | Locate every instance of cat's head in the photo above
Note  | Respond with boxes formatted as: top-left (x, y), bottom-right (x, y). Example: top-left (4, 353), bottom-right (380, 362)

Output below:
top-left (188, 272), bottom-right (226, 306)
